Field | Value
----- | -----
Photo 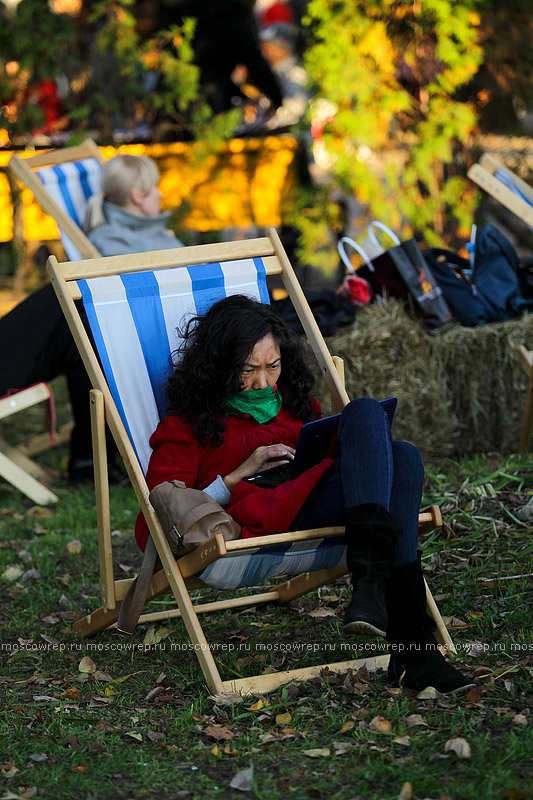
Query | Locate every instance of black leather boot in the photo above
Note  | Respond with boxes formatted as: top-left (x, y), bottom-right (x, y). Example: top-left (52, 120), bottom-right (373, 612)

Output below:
top-left (386, 553), bottom-right (475, 694)
top-left (343, 503), bottom-right (401, 638)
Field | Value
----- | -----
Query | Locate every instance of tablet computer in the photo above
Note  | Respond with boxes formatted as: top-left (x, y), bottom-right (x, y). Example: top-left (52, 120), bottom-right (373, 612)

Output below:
top-left (242, 397), bottom-right (397, 487)
top-left (291, 396), bottom-right (397, 477)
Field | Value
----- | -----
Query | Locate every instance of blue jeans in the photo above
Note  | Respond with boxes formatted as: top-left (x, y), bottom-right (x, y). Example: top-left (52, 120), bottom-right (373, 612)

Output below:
top-left (290, 398), bottom-right (424, 566)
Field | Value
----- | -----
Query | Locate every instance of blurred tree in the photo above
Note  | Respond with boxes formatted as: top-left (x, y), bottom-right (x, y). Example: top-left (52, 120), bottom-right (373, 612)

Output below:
top-left (297, 0), bottom-right (484, 273)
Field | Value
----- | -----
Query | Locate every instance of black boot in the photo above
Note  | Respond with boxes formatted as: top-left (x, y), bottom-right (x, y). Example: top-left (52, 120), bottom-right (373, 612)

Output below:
top-left (386, 553), bottom-right (475, 695)
top-left (343, 503), bottom-right (401, 638)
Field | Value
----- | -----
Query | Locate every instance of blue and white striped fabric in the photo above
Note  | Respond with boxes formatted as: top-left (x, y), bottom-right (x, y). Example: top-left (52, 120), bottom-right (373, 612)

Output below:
top-left (79, 258), bottom-right (269, 472)
top-left (37, 158), bottom-right (103, 260)
top-left (196, 536), bottom-right (347, 589)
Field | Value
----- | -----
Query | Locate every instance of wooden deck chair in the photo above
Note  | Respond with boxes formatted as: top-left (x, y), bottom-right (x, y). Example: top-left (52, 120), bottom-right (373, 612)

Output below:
top-left (0, 383), bottom-right (61, 505)
top-left (468, 153), bottom-right (533, 230)
top-left (517, 345), bottom-right (533, 453)
top-left (2, 140), bottom-right (103, 501)
top-left (8, 138), bottom-right (105, 261)
top-left (47, 229), bottom-right (454, 696)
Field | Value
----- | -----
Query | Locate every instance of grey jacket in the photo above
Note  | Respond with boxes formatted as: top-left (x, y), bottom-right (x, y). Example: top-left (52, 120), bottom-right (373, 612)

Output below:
top-left (88, 201), bottom-right (182, 256)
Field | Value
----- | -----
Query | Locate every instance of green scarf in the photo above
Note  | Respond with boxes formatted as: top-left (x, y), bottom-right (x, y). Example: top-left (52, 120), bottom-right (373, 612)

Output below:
top-left (223, 385), bottom-right (282, 425)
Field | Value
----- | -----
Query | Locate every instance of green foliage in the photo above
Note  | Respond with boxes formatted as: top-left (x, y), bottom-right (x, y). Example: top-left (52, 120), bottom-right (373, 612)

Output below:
top-left (0, 0), bottom-right (76, 136)
top-left (299, 0), bottom-right (483, 267)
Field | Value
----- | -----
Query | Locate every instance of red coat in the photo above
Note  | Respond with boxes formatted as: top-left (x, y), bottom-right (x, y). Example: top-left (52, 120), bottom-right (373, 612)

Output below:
top-left (135, 400), bottom-right (334, 551)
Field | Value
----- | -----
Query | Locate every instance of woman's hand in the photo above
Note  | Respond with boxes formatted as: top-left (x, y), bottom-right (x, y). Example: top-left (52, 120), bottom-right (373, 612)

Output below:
top-left (223, 443), bottom-right (295, 492)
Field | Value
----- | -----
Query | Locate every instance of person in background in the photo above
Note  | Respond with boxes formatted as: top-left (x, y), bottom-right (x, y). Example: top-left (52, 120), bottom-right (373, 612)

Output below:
top-left (1, 154), bottom-right (182, 485)
top-left (85, 153), bottom-right (181, 256)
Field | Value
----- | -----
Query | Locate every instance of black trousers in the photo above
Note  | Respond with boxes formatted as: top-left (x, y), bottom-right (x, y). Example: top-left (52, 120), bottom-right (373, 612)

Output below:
top-left (0, 283), bottom-right (93, 464)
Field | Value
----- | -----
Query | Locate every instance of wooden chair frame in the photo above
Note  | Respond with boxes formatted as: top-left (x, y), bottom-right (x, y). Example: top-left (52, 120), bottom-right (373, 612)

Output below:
top-left (8, 138), bottom-right (105, 260)
top-left (3, 140), bottom-right (102, 501)
top-left (0, 383), bottom-right (68, 504)
top-left (468, 153), bottom-right (533, 229)
top-left (47, 228), bottom-right (453, 695)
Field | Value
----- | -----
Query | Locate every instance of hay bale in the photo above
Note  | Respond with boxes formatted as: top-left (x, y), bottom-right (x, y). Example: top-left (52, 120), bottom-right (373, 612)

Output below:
top-left (318, 300), bottom-right (533, 459)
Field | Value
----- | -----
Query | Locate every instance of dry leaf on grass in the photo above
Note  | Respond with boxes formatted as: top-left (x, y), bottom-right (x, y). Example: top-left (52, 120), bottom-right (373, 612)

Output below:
top-left (308, 608), bottom-right (337, 618)
top-left (303, 748), bottom-right (330, 757)
top-left (444, 737), bottom-right (471, 759)
top-left (405, 714), bottom-right (428, 729)
top-left (29, 753), bottom-right (47, 762)
top-left (78, 656), bottom-right (96, 674)
top-left (398, 782), bottom-right (413, 800)
top-left (230, 766), bottom-right (254, 792)
top-left (209, 692), bottom-right (243, 706)
top-left (415, 686), bottom-right (440, 700)
top-left (393, 735), bottom-right (410, 746)
top-left (205, 725), bottom-right (234, 741)
top-left (2, 566), bottom-right (23, 581)
top-left (142, 625), bottom-right (170, 645)
top-left (66, 540), bottom-right (82, 554)
top-left (368, 715), bottom-right (392, 733)
top-left (275, 712), bottom-right (292, 725)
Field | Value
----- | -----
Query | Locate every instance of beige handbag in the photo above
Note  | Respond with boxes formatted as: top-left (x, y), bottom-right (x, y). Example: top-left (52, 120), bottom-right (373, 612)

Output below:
top-left (117, 480), bottom-right (240, 634)
top-left (149, 479), bottom-right (241, 556)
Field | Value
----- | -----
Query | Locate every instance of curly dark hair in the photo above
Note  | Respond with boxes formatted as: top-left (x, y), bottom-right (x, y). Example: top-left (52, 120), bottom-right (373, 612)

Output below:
top-left (166, 295), bottom-right (316, 446)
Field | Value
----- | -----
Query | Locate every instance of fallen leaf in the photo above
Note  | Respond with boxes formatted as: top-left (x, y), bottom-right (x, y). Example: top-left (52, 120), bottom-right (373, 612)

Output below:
top-left (0, 763), bottom-right (19, 779)
top-left (246, 699), bottom-right (266, 712)
top-left (27, 506), bottom-right (53, 519)
top-left (332, 742), bottom-right (354, 755)
top-left (205, 725), bottom-right (234, 741)
top-left (444, 737), bottom-right (471, 759)
top-left (275, 712), bottom-right (292, 725)
top-left (124, 732), bottom-right (143, 741)
top-left (303, 748), bottom-right (330, 758)
top-left (464, 685), bottom-right (484, 703)
top-left (29, 753), bottom-right (47, 762)
top-left (512, 715), bottom-right (528, 726)
top-left (308, 608), bottom-right (337, 618)
top-left (211, 744), bottom-right (222, 758)
top-left (2, 566), bottom-right (23, 582)
top-left (229, 766), bottom-right (254, 792)
top-left (368, 715), bottom-right (392, 733)
top-left (398, 782), bottom-right (413, 800)
top-left (88, 742), bottom-right (105, 755)
top-left (393, 735), bottom-right (410, 746)
top-left (79, 656), bottom-right (96, 674)
top-left (66, 540), bottom-right (83, 554)
top-left (63, 688), bottom-right (81, 701)
top-left (415, 686), bottom-right (440, 700)
top-left (405, 714), bottom-right (428, 729)
top-left (339, 721), bottom-right (354, 733)
top-left (209, 692), bottom-right (243, 706)
top-left (143, 625), bottom-right (170, 645)
top-left (70, 763), bottom-right (88, 773)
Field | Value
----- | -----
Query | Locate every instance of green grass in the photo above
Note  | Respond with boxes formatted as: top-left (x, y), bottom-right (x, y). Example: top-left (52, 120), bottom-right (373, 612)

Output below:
top-left (0, 405), bottom-right (532, 800)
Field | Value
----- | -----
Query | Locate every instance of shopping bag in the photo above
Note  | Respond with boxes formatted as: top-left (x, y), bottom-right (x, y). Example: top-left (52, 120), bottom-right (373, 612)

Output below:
top-left (338, 222), bottom-right (454, 330)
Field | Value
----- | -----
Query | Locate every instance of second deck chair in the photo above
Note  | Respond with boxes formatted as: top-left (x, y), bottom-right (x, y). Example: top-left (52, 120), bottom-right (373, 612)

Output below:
top-left (8, 138), bottom-right (105, 261)
top-left (47, 229), bottom-right (453, 696)
top-left (2, 140), bottom-right (104, 502)
top-left (468, 153), bottom-right (533, 230)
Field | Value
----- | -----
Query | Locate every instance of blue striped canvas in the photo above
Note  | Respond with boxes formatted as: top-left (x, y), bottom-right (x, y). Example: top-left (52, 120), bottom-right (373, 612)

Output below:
top-left (79, 258), bottom-right (269, 472)
top-left (37, 158), bottom-right (103, 259)
top-left (197, 536), bottom-right (347, 590)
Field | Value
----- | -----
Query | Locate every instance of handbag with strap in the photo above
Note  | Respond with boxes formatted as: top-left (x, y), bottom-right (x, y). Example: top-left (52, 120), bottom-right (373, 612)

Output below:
top-left (338, 222), bottom-right (454, 331)
top-left (117, 480), bottom-right (241, 634)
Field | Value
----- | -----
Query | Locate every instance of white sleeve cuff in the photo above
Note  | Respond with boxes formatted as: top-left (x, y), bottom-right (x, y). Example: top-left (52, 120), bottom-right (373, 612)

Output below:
top-left (202, 474), bottom-right (231, 507)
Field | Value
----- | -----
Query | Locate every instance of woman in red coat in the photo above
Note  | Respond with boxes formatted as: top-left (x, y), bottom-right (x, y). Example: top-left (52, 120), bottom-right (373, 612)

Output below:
top-left (136, 295), bottom-right (473, 695)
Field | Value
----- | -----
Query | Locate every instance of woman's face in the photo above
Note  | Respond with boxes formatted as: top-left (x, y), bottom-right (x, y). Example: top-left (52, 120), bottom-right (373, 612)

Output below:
top-left (135, 185), bottom-right (161, 216)
top-left (240, 333), bottom-right (281, 391)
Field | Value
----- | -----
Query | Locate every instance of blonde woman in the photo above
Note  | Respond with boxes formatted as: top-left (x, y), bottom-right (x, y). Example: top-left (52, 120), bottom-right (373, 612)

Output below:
top-left (85, 154), bottom-right (182, 256)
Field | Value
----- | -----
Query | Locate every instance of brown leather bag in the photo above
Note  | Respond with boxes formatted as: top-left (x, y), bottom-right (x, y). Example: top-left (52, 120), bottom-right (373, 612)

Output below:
top-left (149, 479), bottom-right (241, 556)
top-left (117, 480), bottom-right (241, 634)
